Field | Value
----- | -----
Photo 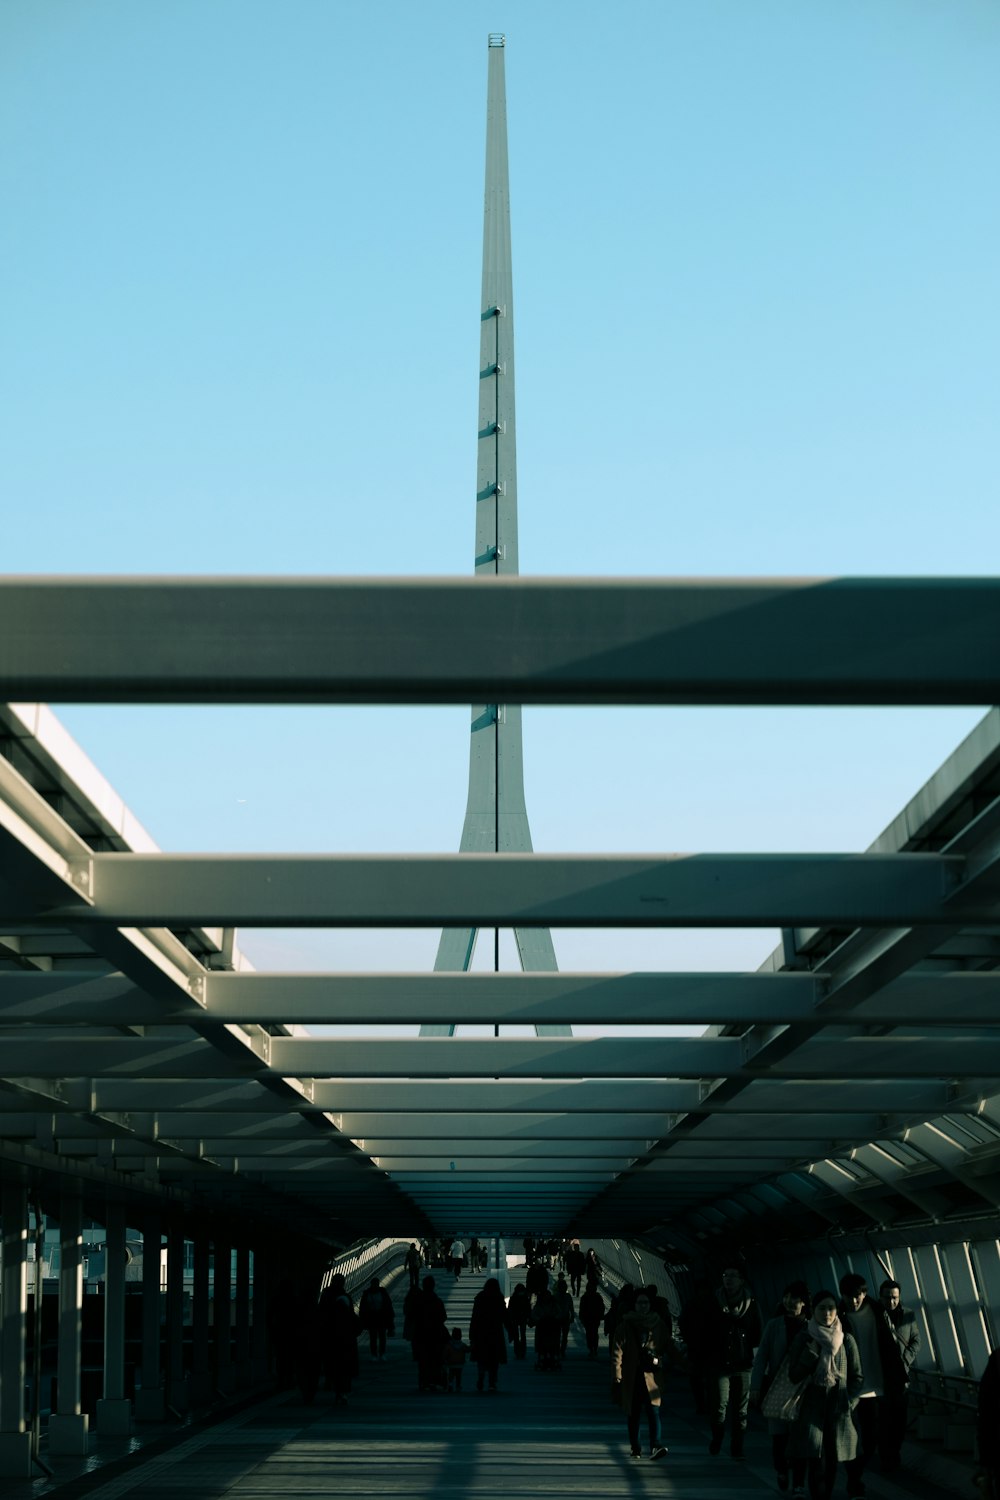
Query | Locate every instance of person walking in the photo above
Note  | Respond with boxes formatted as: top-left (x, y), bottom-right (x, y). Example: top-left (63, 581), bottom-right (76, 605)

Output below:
top-left (553, 1273), bottom-right (575, 1356)
top-left (405, 1242), bottom-right (422, 1289)
top-left (508, 1283), bottom-right (530, 1359)
top-left (580, 1282), bottom-right (605, 1359)
top-left (702, 1262), bottom-right (762, 1459)
top-left (469, 1277), bottom-right (510, 1392)
top-left (787, 1289), bottom-right (863, 1500)
top-left (877, 1279), bottom-right (920, 1470)
top-left (358, 1274), bottom-right (395, 1361)
top-left (411, 1275), bottom-right (448, 1392)
top-left (530, 1279), bottom-right (562, 1370)
top-left (751, 1280), bottom-right (810, 1493)
top-left (317, 1272), bottom-right (361, 1405)
top-left (449, 1236), bottom-right (466, 1279)
top-left (838, 1272), bottom-right (905, 1495)
top-left (584, 1247), bottom-right (601, 1287)
top-left (612, 1287), bottom-right (670, 1461)
top-left (566, 1240), bottom-right (586, 1296)
top-left (977, 1347), bottom-right (1000, 1500)
top-left (444, 1326), bottom-right (469, 1392)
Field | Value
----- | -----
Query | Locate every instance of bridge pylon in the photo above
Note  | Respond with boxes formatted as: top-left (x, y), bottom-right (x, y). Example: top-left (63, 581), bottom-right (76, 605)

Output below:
top-left (420, 37), bottom-right (571, 1040)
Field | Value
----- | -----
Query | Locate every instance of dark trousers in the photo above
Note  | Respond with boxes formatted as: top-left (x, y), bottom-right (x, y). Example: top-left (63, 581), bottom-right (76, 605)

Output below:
top-left (807, 1453), bottom-right (838, 1500)
top-left (583, 1321), bottom-right (600, 1356)
top-left (845, 1395), bottom-right (880, 1489)
top-left (707, 1368), bottom-right (752, 1453)
top-left (368, 1326), bottom-right (387, 1357)
top-left (512, 1324), bottom-right (527, 1358)
top-left (627, 1382), bottom-right (662, 1452)
top-left (879, 1390), bottom-right (907, 1463)
top-left (476, 1359), bottom-right (499, 1390)
top-left (772, 1430), bottom-right (806, 1487)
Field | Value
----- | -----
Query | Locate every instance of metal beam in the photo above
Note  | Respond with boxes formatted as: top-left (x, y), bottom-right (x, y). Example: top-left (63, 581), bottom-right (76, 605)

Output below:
top-left (11, 850), bottom-right (985, 928)
top-left (10, 1032), bottom-right (997, 1079)
top-left (6, 967), bottom-right (999, 1026)
top-left (3, 576), bottom-right (1000, 705)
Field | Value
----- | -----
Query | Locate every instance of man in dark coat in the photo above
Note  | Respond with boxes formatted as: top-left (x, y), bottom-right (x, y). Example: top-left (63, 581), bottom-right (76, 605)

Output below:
top-left (838, 1272), bottom-right (908, 1496)
top-left (358, 1275), bottom-right (395, 1361)
top-left (410, 1275), bottom-right (448, 1392)
top-left (877, 1279), bottom-right (921, 1470)
top-left (701, 1263), bottom-right (762, 1460)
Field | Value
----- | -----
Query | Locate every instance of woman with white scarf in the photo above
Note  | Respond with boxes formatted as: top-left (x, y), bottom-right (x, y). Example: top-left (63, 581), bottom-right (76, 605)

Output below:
top-left (787, 1290), bottom-right (863, 1500)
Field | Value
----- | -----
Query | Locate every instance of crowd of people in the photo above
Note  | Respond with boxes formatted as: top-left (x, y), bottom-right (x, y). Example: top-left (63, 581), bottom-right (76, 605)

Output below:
top-left (272, 1245), bottom-right (936, 1500)
top-left (674, 1263), bottom-right (921, 1498)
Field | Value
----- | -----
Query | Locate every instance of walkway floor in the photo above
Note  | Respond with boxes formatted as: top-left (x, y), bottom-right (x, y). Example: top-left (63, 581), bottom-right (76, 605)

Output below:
top-left (2, 1267), bottom-right (972, 1500)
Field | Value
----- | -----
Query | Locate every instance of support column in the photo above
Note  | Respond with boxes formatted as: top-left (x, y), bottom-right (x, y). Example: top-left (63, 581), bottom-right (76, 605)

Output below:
top-left (190, 1231), bottom-right (212, 1405)
top-left (134, 1213), bottom-right (164, 1421)
top-left (213, 1237), bottom-right (232, 1394)
top-left (0, 1185), bottom-right (32, 1477)
top-left (234, 1245), bottom-right (250, 1386)
top-left (250, 1247), bottom-right (269, 1383)
top-left (49, 1193), bottom-right (89, 1456)
top-left (96, 1202), bottom-right (131, 1435)
top-left (165, 1223), bottom-right (187, 1412)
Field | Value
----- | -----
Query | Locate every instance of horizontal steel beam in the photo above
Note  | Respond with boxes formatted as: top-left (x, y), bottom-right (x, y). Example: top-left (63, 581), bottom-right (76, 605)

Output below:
top-left (334, 1113), bottom-right (677, 1139)
top-left (12, 850), bottom-right (987, 928)
top-left (4, 1033), bottom-right (992, 1085)
top-left (4, 967), bottom-right (998, 1026)
top-left (269, 1034), bottom-right (1000, 1079)
top-left (2, 576), bottom-right (999, 704)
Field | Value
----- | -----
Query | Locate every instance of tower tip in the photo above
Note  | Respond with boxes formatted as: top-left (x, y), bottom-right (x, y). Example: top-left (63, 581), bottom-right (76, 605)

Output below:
top-left (488, 33), bottom-right (505, 48)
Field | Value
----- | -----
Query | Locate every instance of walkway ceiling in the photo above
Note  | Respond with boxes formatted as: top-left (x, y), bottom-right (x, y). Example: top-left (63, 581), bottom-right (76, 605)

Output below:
top-left (2, 577), bottom-right (1000, 1247)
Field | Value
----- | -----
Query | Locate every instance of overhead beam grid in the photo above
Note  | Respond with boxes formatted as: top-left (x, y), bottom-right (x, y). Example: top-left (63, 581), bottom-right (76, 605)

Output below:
top-left (3, 32), bottom-right (1000, 1248)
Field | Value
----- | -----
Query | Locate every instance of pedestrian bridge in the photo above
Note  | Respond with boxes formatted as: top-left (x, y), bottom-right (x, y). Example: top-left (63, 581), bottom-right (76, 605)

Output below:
top-left (3, 589), bottom-right (1000, 1480)
top-left (0, 1257), bottom-right (976, 1500)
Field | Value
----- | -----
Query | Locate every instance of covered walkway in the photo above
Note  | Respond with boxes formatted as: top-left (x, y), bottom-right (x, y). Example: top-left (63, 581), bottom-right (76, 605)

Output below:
top-left (0, 1266), bottom-right (971, 1500)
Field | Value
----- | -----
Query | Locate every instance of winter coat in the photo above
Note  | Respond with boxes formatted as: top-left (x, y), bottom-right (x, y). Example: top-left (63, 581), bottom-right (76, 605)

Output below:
top-left (469, 1287), bottom-right (509, 1367)
top-left (787, 1326), bottom-right (863, 1462)
top-left (359, 1287), bottom-right (395, 1333)
top-left (886, 1303), bottom-right (921, 1380)
top-left (410, 1287), bottom-right (447, 1363)
top-left (700, 1289), bottom-right (762, 1374)
top-left (552, 1284), bottom-right (575, 1328)
top-left (580, 1286), bottom-right (605, 1329)
top-left (318, 1288), bottom-right (361, 1382)
top-left (978, 1349), bottom-right (1000, 1471)
top-left (839, 1298), bottom-right (907, 1397)
top-left (612, 1311), bottom-right (671, 1411)
top-left (507, 1286), bottom-right (530, 1330)
top-left (752, 1311), bottom-right (808, 1434)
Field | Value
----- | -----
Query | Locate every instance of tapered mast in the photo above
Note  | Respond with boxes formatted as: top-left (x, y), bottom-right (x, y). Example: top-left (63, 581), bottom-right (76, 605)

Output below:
top-left (421, 36), bottom-right (570, 1037)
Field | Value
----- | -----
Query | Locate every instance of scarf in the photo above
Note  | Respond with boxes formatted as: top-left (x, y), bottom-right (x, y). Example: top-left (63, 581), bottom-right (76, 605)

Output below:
top-left (717, 1288), bottom-right (752, 1320)
top-left (808, 1314), bottom-right (844, 1388)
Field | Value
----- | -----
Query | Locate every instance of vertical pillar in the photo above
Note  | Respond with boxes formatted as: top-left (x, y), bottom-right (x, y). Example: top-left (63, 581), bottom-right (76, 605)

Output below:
top-left (165, 1224), bottom-right (187, 1412)
top-left (234, 1245), bottom-right (250, 1385)
top-left (49, 1193), bottom-right (89, 1455)
top-left (134, 1213), bottom-right (164, 1421)
top-left (0, 1185), bottom-right (32, 1477)
top-left (96, 1202), bottom-right (131, 1435)
top-left (190, 1231), bottom-right (212, 1404)
top-left (213, 1237), bottom-right (232, 1393)
top-left (250, 1247), bottom-right (269, 1382)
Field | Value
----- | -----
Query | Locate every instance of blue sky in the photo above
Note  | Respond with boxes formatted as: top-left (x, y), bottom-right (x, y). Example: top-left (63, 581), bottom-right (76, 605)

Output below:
top-left (3, 2), bottom-right (998, 1018)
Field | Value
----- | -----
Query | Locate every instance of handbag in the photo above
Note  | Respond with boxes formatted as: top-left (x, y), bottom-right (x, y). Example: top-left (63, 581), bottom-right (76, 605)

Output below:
top-left (761, 1353), bottom-right (808, 1421)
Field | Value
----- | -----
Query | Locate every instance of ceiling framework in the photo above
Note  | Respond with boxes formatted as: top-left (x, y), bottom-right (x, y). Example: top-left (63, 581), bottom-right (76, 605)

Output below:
top-left (2, 627), bottom-right (1000, 1245)
top-left (3, 38), bottom-right (1000, 1253)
